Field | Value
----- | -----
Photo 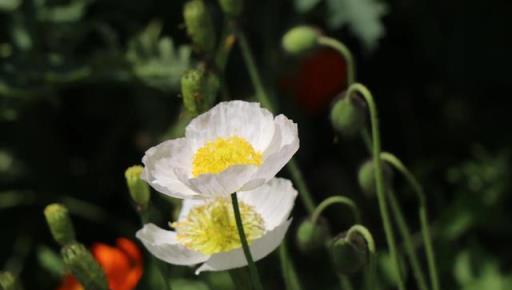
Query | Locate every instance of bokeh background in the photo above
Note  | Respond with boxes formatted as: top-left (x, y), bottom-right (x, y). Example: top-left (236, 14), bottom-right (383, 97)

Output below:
top-left (1, 0), bottom-right (511, 289)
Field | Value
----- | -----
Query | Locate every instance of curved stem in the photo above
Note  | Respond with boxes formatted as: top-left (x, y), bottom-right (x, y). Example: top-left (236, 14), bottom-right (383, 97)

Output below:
top-left (380, 152), bottom-right (440, 290)
top-left (231, 193), bottom-right (264, 290)
top-left (347, 83), bottom-right (405, 290)
top-left (388, 190), bottom-right (429, 290)
top-left (236, 28), bottom-right (274, 111)
top-left (317, 36), bottom-right (355, 85)
top-left (311, 196), bottom-right (361, 225)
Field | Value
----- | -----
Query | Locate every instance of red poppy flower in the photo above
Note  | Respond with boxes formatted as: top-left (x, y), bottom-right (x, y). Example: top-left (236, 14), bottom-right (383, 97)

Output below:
top-left (282, 48), bottom-right (348, 114)
top-left (57, 238), bottom-right (143, 290)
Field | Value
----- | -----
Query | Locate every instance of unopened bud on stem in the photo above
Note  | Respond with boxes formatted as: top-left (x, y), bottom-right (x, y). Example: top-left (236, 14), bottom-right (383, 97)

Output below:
top-left (358, 159), bottom-right (394, 196)
top-left (282, 26), bottom-right (319, 55)
top-left (44, 203), bottom-right (76, 246)
top-left (181, 68), bottom-right (219, 115)
top-left (125, 165), bottom-right (151, 209)
top-left (184, 0), bottom-right (216, 54)
top-left (218, 0), bottom-right (242, 17)
top-left (330, 229), bottom-right (369, 274)
top-left (61, 243), bottom-right (108, 290)
top-left (296, 217), bottom-right (330, 253)
top-left (330, 92), bottom-right (367, 137)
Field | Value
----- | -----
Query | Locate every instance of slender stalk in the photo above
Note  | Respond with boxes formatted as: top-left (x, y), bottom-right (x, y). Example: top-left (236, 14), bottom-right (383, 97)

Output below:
top-left (380, 152), bottom-right (440, 290)
top-left (317, 36), bottom-right (355, 85)
top-left (287, 159), bottom-right (316, 215)
top-left (388, 190), bottom-right (429, 290)
top-left (279, 242), bottom-right (304, 290)
top-left (230, 193), bottom-right (264, 290)
top-left (347, 83), bottom-right (405, 290)
top-left (236, 29), bottom-right (274, 111)
top-left (311, 196), bottom-right (361, 225)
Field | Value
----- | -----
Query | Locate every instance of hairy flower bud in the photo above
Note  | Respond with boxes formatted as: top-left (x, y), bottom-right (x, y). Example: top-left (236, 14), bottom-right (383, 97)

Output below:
top-left (125, 165), bottom-right (150, 209)
top-left (330, 92), bottom-right (366, 137)
top-left (0, 272), bottom-right (22, 290)
top-left (61, 243), bottom-right (108, 290)
top-left (296, 218), bottom-right (330, 253)
top-left (218, 0), bottom-right (242, 17)
top-left (183, 0), bottom-right (216, 53)
top-left (282, 26), bottom-right (319, 55)
top-left (181, 68), bottom-right (219, 115)
top-left (44, 203), bottom-right (76, 246)
top-left (358, 159), bottom-right (394, 196)
top-left (330, 230), bottom-right (369, 275)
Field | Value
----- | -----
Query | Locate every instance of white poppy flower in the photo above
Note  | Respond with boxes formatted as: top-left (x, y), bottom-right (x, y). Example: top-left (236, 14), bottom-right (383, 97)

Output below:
top-left (136, 178), bottom-right (297, 274)
top-left (142, 100), bottom-right (299, 199)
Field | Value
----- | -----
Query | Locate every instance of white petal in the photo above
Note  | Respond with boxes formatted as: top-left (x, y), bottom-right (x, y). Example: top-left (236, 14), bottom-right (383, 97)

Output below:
top-left (185, 101), bottom-right (275, 152)
top-left (136, 224), bottom-right (208, 265)
top-left (195, 219), bottom-right (292, 274)
top-left (248, 115), bottom-right (299, 186)
top-left (238, 178), bottom-right (298, 230)
top-left (179, 164), bottom-right (260, 197)
top-left (142, 139), bottom-right (199, 199)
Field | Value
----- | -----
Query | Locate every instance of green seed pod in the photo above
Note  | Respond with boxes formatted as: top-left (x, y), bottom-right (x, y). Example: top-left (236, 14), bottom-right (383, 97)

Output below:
top-left (44, 203), bottom-right (76, 247)
top-left (181, 68), bottom-right (219, 115)
top-left (0, 272), bottom-right (23, 290)
top-left (330, 230), bottom-right (369, 275)
top-left (330, 92), bottom-right (367, 137)
top-left (61, 243), bottom-right (108, 290)
top-left (358, 159), bottom-right (394, 196)
top-left (218, 0), bottom-right (242, 17)
top-left (183, 0), bottom-right (216, 54)
top-left (282, 26), bottom-right (319, 55)
top-left (296, 218), bottom-right (330, 253)
top-left (125, 165), bottom-right (151, 209)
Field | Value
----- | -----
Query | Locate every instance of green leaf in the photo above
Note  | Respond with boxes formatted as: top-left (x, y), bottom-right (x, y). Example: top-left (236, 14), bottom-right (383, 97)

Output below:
top-left (126, 20), bottom-right (192, 92)
top-left (326, 0), bottom-right (388, 51)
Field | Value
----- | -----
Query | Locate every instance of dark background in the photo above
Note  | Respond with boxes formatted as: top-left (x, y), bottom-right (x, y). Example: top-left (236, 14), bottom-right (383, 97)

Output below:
top-left (1, 0), bottom-right (511, 289)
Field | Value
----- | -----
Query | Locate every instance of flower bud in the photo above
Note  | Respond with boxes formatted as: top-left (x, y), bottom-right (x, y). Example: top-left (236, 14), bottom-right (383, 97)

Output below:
top-left (296, 217), bottom-right (330, 253)
top-left (181, 68), bottom-right (219, 115)
top-left (0, 272), bottom-right (22, 290)
top-left (61, 243), bottom-right (108, 290)
top-left (330, 230), bottom-right (369, 275)
top-left (125, 165), bottom-right (151, 209)
top-left (358, 160), bottom-right (394, 196)
top-left (218, 0), bottom-right (242, 17)
top-left (44, 203), bottom-right (76, 246)
top-left (183, 0), bottom-right (216, 54)
top-left (330, 92), bottom-right (366, 137)
top-left (282, 26), bottom-right (319, 55)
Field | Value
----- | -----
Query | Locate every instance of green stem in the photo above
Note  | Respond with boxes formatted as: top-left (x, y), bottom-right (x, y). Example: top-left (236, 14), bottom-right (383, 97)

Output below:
top-left (311, 196), bottom-right (361, 225)
top-left (388, 190), bottom-right (429, 290)
top-left (287, 159), bottom-right (316, 215)
top-left (380, 152), bottom-right (440, 290)
top-left (347, 83), bottom-right (405, 290)
top-left (279, 242), bottom-right (304, 290)
top-left (236, 29), bottom-right (274, 111)
top-left (230, 193), bottom-right (264, 290)
top-left (317, 36), bottom-right (355, 85)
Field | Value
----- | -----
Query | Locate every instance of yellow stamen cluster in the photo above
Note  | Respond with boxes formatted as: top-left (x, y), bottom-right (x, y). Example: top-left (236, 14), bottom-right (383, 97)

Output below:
top-left (192, 136), bottom-right (262, 177)
top-left (172, 198), bottom-right (265, 255)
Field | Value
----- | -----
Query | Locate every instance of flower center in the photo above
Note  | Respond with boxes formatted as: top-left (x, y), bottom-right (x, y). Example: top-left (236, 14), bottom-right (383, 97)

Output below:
top-left (192, 136), bottom-right (262, 177)
top-left (172, 198), bottom-right (265, 255)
